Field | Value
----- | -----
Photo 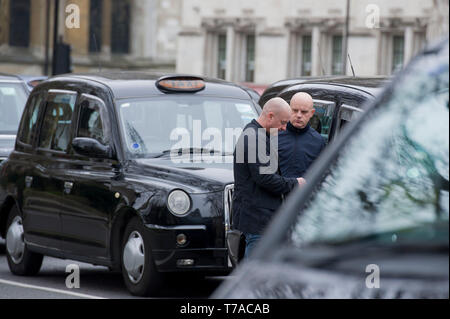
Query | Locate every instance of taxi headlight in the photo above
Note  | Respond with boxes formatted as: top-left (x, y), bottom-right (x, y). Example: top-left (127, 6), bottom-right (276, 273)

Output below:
top-left (167, 190), bottom-right (191, 216)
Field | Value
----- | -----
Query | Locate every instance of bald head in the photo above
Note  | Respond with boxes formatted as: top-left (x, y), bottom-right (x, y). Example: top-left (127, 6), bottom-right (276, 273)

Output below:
top-left (290, 92), bottom-right (315, 129)
top-left (262, 97), bottom-right (291, 116)
top-left (258, 97), bottom-right (292, 134)
top-left (291, 92), bottom-right (314, 110)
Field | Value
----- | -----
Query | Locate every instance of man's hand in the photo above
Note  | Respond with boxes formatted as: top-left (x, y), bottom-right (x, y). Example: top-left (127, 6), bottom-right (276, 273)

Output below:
top-left (297, 177), bottom-right (306, 187)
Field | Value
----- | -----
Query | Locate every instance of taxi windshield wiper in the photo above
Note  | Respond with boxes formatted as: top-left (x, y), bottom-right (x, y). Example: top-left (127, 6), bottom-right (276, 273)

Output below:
top-left (152, 148), bottom-right (232, 158)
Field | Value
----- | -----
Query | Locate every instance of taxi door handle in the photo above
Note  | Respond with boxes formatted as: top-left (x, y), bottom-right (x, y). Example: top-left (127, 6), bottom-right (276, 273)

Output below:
top-left (25, 176), bottom-right (33, 188)
top-left (64, 181), bottom-right (73, 194)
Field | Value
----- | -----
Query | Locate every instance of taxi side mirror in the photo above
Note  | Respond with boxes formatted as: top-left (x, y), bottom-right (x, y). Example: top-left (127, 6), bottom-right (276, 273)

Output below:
top-left (72, 137), bottom-right (114, 159)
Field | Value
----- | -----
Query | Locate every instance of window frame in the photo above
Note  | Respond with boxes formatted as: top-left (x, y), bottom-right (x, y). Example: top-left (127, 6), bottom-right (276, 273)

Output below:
top-left (9, 0), bottom-right (31, 48)
top-left (312, 99), bottom-right (336, 143)
top-left (75, 93), bottom-right (111, 147)
top-left (16, 90), bottom-right (47, 150)
top-left (335, 104), bottom-right (363, 136)
top-left (217, 33), bottom-right (227, 80)
top-left (36, 89), bottom-right (78, 155)
top-left (301, 35), bottom-right (312, 76)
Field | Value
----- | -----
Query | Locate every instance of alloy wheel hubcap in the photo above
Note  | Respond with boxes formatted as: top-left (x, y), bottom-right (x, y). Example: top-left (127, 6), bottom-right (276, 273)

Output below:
top-left (123, 231), bottom-right (145, 284)
top-left (6, 216), bottom-right (25, 264)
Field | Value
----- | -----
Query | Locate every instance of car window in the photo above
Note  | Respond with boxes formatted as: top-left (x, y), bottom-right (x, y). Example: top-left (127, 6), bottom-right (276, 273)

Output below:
top-left (0, 83), bottom-right (28, 134)
top-left (18, 92), bottom-right (44, 145)
top-left (311, 100), bottom-right (335, 142)
top-left (290, 48), bottom-right (449, 247)
top-left (39, 91), bottom-right (77, 152)
top-left (118, 96), bottom-right (258, 156)
top-left (77, 95), bottom-right (109, 145)
top-left (336, 104), bottom-right (363, 135)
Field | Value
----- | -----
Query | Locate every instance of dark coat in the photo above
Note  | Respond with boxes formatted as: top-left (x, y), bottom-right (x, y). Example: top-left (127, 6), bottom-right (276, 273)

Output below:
top-left (232, 119), bottom-right (298, 235)
top-left (278, 122), bottom-right (326, 178)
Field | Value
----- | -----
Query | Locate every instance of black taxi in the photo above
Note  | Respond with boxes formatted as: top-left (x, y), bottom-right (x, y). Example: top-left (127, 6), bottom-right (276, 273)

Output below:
top-left (0, 72), bottom-right (260, 296)
top-left (259, 76), bottom-right (390, 144)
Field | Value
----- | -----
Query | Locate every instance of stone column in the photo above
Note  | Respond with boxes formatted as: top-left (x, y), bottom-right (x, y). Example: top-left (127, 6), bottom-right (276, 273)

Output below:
top-left (30, 0), bottom-right (47, 56)
top-left (311, 26), bottom-right (322, 76)
top-left (225, 25), bottom-right (235, 82)
top-left (0, 0), bottom-right (10, 46)
top-left (403, 26), bottom-right (414, 65)
top-left (130, 0), bottom-right (155, 58)
top-left (101, 0), bottom-right (111, 55)
top-left (64, 0), bottom-right (89, 55)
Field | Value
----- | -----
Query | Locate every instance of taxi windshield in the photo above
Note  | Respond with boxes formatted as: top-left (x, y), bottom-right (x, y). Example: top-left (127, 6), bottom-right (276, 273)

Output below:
top-left (0, 83), bottom-right (28, 134)
top-left (117, 96), bottom-right (258, 157)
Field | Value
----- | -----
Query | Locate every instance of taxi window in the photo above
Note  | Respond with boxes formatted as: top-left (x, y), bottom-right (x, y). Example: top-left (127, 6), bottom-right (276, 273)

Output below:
top-left (312, 100), bottom-right (335, 142)
top-left (18, 92), bottom-right (44, 145)
top-left (39, 91), bottom-right (77, 152)
top-left (336, 104), bottom-right (363, 135)
top-left (77, 95), bottom-right (109, 145)
top-left (291, 51), bottom-right (449, 247)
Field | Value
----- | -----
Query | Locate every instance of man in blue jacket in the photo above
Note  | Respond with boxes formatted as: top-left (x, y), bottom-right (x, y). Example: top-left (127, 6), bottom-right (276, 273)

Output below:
top-left (233, 98), bottom-right (304, 258)
top-left (279, 92), bottom-right (326, 180)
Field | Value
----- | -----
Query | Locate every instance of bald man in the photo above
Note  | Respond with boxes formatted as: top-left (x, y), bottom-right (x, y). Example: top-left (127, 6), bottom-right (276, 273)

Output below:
top-left (278, 92), bottom-right (326, 180)
top-left (232, 97), bottom-right (304, 259)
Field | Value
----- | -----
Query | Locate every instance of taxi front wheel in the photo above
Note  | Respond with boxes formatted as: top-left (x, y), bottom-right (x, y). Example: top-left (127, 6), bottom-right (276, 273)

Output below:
top-left (5, 205), bottom-right (43, 276)
top-left (121, 216), bottom-right (164, 296)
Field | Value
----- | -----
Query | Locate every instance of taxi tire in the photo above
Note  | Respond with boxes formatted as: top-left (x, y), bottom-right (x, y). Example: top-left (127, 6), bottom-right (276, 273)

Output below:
top-left (5, 205), bottom-right (43, 276)
top-left (121, 216), bottom-right (164, 296)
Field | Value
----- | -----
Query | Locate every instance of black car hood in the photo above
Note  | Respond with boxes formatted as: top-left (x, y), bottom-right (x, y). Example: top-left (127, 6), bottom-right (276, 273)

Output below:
top-left (213, 245), bottom-right (449, 299)
top-left (132, 155), bottom-right (234, 193)
top-left (0, 135), bottom-right (15, 158)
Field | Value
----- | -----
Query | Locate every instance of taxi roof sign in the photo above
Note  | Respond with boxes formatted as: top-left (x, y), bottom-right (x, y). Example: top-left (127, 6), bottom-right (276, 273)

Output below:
top-left (156, 76), bottom-right (205, 92)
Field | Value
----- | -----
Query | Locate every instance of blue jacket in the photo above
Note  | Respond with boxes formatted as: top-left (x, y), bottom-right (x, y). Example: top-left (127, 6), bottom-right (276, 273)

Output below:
top-left (278, 122), bottom-right (326, 178)
top-left (232, 120), bottom-right (298, 235)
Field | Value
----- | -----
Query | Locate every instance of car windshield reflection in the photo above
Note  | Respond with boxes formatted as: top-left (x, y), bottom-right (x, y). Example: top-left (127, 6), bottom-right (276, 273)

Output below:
top-left (0, 83), bottom-right (28, 134)
top-left (117, 96), bottom-right (258, 158)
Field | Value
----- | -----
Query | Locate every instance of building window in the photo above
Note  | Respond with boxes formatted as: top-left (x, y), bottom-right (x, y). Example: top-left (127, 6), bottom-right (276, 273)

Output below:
top-left (331, 35), bottom-right (343, 75)
top-left (111, 0), bottom-right (130, 54)
top-left (89, 0), bottom-right (103, 53)
top-left (245, 35), bottom-right (255, 82)
top-left (301, 35), bottom-right (312, 76)
top-left (217, 34), bottom-right (227, 80)
top-left (9, 0), bottom-right (30, 48)
top-left (392, 35), bottom-right (405, 73)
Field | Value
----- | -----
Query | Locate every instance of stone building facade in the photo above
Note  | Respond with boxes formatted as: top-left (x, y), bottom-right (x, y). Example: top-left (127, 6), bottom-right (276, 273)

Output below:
top-left (176, 0), bottom-right (449, 84)
top-left (0, 0), bottom-right (181, 75)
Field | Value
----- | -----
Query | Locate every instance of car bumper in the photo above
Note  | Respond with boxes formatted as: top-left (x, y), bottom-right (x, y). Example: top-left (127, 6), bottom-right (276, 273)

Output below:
top-left (145, 224), bottom-right (232, 273)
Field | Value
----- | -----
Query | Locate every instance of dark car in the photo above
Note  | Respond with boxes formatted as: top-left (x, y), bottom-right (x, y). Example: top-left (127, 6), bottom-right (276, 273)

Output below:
top-left (0, 73), bottom-right (30, 163)
top-left (258, 76), bottom-right (347, 107)
top-left (263, 76), bottom-right (390, 144)
top-left (213, 38), bottom-right (449, 299)
top-left (0, 73), bottom-right (260, 296)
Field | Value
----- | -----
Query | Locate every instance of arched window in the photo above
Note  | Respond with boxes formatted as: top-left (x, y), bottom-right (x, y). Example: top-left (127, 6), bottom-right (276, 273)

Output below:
top-left (9, 0), bottom-right (30, 48)
top-left (89, 0), bottom-right (103, 53)
top-left (111, 0), bottom-right (130, 54)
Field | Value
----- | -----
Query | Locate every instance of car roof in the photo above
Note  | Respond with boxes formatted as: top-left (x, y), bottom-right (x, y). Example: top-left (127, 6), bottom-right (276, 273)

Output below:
top-left (280, 76), bottom-right (390, 98)
top-left (300, 76), bottom-right (389, 94)
top-left (259, 76), bottom-right (389, 106)
top-left (0, 73), bottom-right (23, 82)
top-left (49, 72), bottom-right (253, 100)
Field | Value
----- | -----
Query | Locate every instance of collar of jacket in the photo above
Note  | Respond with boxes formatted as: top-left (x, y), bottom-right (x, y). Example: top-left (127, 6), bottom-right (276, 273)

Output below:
top-left (287, 122), bottom-right (310, 135)
top-left (252, 119), bottom-right (271, 137)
